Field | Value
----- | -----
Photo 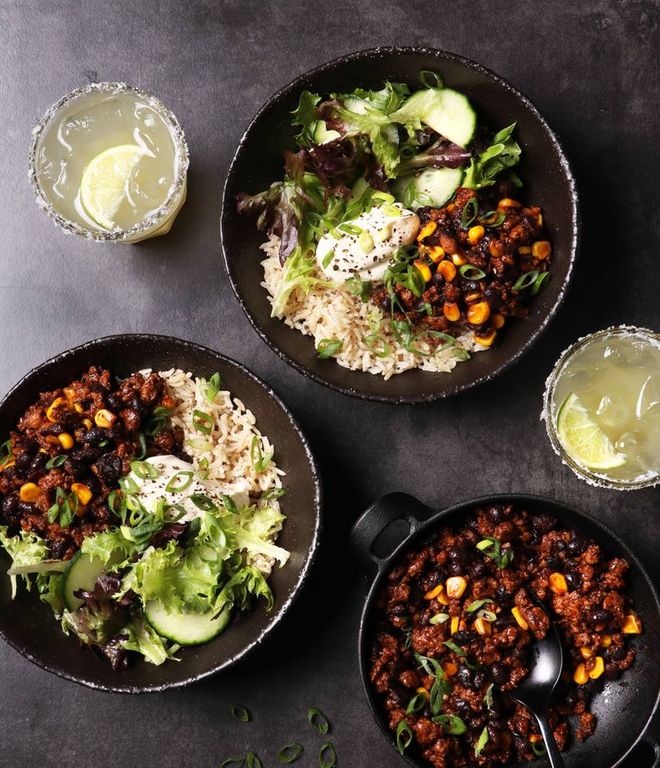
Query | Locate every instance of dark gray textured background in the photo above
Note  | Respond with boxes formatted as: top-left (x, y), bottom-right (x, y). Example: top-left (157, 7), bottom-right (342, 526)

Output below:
top-left (0, 1), bottom-right (658, 766)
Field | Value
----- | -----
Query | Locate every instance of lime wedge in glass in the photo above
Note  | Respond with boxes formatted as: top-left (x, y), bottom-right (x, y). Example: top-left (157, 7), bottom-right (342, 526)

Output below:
top-left (79, 144), bottom-right (143, 229)
top-left (556, 393), bottom-right (626, 471)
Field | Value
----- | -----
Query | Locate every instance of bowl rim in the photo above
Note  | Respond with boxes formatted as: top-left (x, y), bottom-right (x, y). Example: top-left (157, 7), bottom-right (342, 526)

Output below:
top-left (0, 333), bottom-right (322, 693)
top-left (355, 492), bottom-right (660, 768)
top-left (221, 45), bottom-right (580, 404)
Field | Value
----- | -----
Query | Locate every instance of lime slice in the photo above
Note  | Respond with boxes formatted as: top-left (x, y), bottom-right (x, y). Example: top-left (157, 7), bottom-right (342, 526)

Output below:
top-left (556, 393), bottom-right (626, 471)
top-left (80, 144), bottom-right (143, 229)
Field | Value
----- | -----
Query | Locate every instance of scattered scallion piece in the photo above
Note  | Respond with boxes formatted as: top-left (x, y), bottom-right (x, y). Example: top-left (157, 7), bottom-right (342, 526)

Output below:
top-left (319, 743), bottom-right (337, 768)
top-left (230, 704), bottom-right (251, 722)
top-left (475, 725), bottom-right (490, 757)
top-left (479, 210), bottom-right (506, 227)
top-left (219, 758), bottom-right (244, 768)
top-left (532, 739), bottom-right (547, 757)
top-left (429, 612), bottom-right (450, 625)
top-left (278, 742), bottom-right (304, 763)
top-left (460, 196), bottom-right (479, 229)
top-left (442, 639), bottom-right (467, 657)
top-left (337, 222), bottom-right (362, 236)
top-left (406, 692), bottom-right (427, 714)
top-left (165, 471), bottom-right (194, 493)
top-left (512, 270), bottom-right (539, 292)
top-left (531, 271), bottom-right (550, 295)
top-left (316, 338), bottom-right (343, 359)
top-left (432, 714), bottom-right (467, 735)
top-left (420, 70), bottom-right (443, 89)
top-left (250, 435), bottom-right (273, 473)
top-left (308, 707), bottom-right (330, 735)
top-left (466, 598), bottom-right (491, 613)
top-left (459, 264), bottom-right (486, 280)
top-left (484, 683), bottom-right (495, 709)
top-left (45, 455), bottom-right (67, 469)
top-left (192, 409), bottom-right (214, 435)
top-left (130, 460), bottom-right (158, 480)
top-left (246, 753), bottom-right (262, 768)
top-left (205, 372), bottom-right (222, 403)
top-left (476, 537), bottom-right (514, 569)
top-left (395, 720), bottom-right (413, 755)
top-left (262, 487), bottom-right (286, 500)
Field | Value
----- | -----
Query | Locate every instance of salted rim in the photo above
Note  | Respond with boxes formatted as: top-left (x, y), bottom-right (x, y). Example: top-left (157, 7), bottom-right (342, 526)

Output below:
top-left (541, 325), bottom-right (660, 490)
top-left (27, 82), bottom-right (190, 242)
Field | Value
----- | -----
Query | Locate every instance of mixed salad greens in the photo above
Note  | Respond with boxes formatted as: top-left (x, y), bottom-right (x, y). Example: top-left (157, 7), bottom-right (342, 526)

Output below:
top-left (237, 72), bottom-right (523, 320)
top-left (0, 461), bottom-right (287, 669)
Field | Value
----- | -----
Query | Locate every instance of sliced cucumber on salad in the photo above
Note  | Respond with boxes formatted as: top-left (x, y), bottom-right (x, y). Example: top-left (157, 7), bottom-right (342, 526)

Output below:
top-left (63, 550), bottom-right (121, 611)
top-left (145, 601), bottom-right (231, 645)
top-left (391, 87), bottom-right (477, 148)
top-left (395, 166), bottom-right (464, 209)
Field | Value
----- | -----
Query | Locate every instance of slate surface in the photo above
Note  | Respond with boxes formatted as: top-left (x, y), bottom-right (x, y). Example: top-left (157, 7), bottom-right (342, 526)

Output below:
top-left (0, 1), bottom-right (658, 766)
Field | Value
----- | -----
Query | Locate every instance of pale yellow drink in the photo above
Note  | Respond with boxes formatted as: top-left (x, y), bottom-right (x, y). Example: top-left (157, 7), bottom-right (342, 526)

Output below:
top-left (29, 83), bottom-right (188, 243)
top-left (543, 326), bottom-right (660, 489)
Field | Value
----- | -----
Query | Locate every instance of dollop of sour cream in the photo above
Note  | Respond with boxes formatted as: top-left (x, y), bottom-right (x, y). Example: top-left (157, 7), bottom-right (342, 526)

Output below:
top-left (129, 455), bottom-right (242, 521)
top-left (315, 203), bottom-right (420, 282)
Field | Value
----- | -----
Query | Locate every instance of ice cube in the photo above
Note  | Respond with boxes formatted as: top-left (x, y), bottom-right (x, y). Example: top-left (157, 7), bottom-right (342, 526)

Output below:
top-left (636, 374), bottom-right (660, 418)
top-left (596, 395), bottom-right (629, 430)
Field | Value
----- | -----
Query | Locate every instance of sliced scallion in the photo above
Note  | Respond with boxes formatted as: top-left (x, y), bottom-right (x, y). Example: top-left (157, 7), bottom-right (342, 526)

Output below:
top-left (396, 720), bottom-right (413, 755)
top-left (165, 471), bottom-right (194, 493)
top-left (230, 704), bottom-right (250, 722)
top-left (513, 270), bottom-right (539, 291)
top-left (308, 707), bottom-right (330, 735)
top-left (459, 264), bottom-right (486, 280)
top-left (316, 338), bottom-right (343, 359)
top-left (45, 455), bottom-right (67, 469)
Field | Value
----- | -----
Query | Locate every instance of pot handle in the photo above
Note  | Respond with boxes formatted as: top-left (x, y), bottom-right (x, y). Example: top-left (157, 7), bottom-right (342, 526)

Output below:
top-left (350, 492), bottom-right (433, 573)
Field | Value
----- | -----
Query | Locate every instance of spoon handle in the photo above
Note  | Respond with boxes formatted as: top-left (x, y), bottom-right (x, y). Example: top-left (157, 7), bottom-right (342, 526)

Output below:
top-left (535, 712), bottom-right (567, 768)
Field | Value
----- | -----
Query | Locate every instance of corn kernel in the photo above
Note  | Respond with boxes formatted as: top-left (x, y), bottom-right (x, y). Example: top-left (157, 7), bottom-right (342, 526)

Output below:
top-left (417, 221), bottom-right (437, 241)
top-left (580, 647), bottom-right (594, 659)
top-left (622, 614), bottom-right (642, 634)
top-left (46, 396), bottom-right (67, 423)
top-left (589, 656), bottom-right (605, 680)
top-left (497, 198), bottom-right (521, 211)
top-left (450, 616), bottom-right (459, 635)
top-left (446, 203), bottom-right (456, 213)
top-left (489, 240), bottom-right (503, 258)
top-left (58, 433), bottom-right (74, 450)
top-left (94, 409), bottom-right (116, 429)
top-left (71, 483), bottom-right (92, 506)
top-left (573, 663), bottom-right (589, 685)
top-left (428, 246), bottom-right (445, 263)
top-left (446, 576), bottom-right (467, 599)
top-left (74, 403), bottom-right (84, 414)
top-left (414, 260), bottom-right (432, 283)
top-left (464, 292), bottom-right (481, 303)
top-left (492, 313), bottom-right (505, 330)
top-left (467, 301), bottom-right (491, 326)
top-left (474, 617), bottom-right (491, 636)
top-left (451, 253), bottom-right (467, 267)
top-left (19, 483), bottom-right (41, 503)
top-left (532, 240), bottom-right (552, 260)
top-left (549, 572), bottom-right (568, 595)
top-left (443, 302), bottom-right (461, 322)
top-left (424, 584), bottom-right (444, 601)
top-left (518, 246), bottom-right (532, 255)
top-left (82, 418), bottom-right (93, 430)
top-left (537, 213), bottom-right (543, 225)
top-left (437, 260), bottom-right (456, 281)
top-left (601, 635), bottom-right (612, 648)
top-left (468, 225), bottom-right (485, 245)
top-left (443, 662), bottom-right (458, 677)
top-left (474, 329), bottom-right (497, 347)
top-left (511, 607), bottom-right (529, 630)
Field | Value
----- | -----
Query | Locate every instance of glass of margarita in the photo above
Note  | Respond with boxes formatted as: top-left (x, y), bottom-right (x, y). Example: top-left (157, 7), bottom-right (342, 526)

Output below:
top-left (28, 82), bottom-right (189, 243)
top-left (542, 326), bottom-right (660, 489)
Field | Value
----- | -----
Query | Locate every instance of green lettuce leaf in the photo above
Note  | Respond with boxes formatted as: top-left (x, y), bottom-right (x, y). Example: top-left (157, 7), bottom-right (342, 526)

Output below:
top-left (38, 573), bottom-right (65, 616)
top-left (0, 525), bottom-right (49, 598)
top-left (122, 616), bottom-right (178, 666)
top-left (80, 528), bottom-right (137, 566)
top-left (215, 565), bottom-right (274, 613)
top-left (271, 244), bottom-right (329, 318)
top-left (292, 90), bottom-right (322, 146)
top-left (463, 123), bottom-right (521, 189)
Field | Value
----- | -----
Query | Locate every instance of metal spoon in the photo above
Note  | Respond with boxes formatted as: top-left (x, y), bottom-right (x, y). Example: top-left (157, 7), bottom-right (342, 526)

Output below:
top-left (507, 620), bottom-right (567, 768)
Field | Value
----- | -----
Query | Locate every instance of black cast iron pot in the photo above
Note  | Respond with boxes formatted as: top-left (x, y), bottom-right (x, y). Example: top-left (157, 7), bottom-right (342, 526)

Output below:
top-left (351, 493), bottom-right (659, 767)
top-left (222, 47), bottom-right (579, 403)
top-left (0, 334), bottom-right (321, 693)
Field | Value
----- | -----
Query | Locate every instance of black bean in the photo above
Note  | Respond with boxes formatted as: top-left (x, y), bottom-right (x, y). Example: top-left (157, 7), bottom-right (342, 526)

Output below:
top-left (81, 428), bottom-right (106, 446)
top-left (94, 453), bottom-right (123, 486)
top-left (546, 556), bottom-right (562, 571)
top-left (71, 445), bottom-right (101, 463)
top-left (468, 714), bottom-right (486, 730)
top-left (454, 697), bottom-right (471, 714)
top-left (552, 539), bottom-right (566, 553)
top-left (566, 534), bottom-right (586, 556)
top-left (28, 452), bottom-right (47, 476)
top-left (473, 670), bottom-right (487, 688)
top-left (17, 501), bottom-right (35, 516)
top-left (106, 393), bottom-right (123, 411)
top-left (565, 571), bottom-right (583, 591)
top-left (589, 609), bottom-right (612, 626)
top-left (453, 630), bottom-right (475, 644)
top-left (457, 666), bottom-right (474, 687)
top-left (531, 513), bottom-right (556, 533)
top-left (447, 560), bottom-right (463, 576)
top-left (487, 506), bottom-right (503, 523)
top-left (489, 663), bottom-right (507, 685)
top-left (49, 539), bottom-right (68, 559)
top-left (470, 560), bottom-right (487, 579)
top-left (0, 495), bottom-right (20, 525)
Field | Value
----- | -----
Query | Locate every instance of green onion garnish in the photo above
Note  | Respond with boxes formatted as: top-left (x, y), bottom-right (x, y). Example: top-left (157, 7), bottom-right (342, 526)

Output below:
top-left (475, 725), bottom-right (490, 757)
top-left (372, 191), bottom-right (395, 205)
top-left (432, 714), bottom-right (467, 735)
top-left (478, 609), bottom-right (498, 622)
top-left (319, 743), bottom-right (337, 768)
top-left (382, 203), bottom-right (402, 217)
top-left (308, 707), bottom-right (330, 735)
top-left (337, 222), bottom-right (362, 236)
top-left (136, 432), bottom-right (147, 460)
top-left (420, 70), bottom-right (443, 89)
top-left (246, 753), bottom-right (262, 768)
top-left (459, 264), bottom-right (486, 280)
top-left (192, 409), bottom-right (213, 435)
top-left (460, 196), bottom-right (479, 229)
top-left (531, 271), bottom-right (550, 295)
top-left (476, 537), bottom-right (514, 569)
top-left (278, 743), bottom-right (304, 763)
top-left (250, 435), bottom-right (273, 473)
top-left (396, 721), bottom-right (413, 755)
top-left (190, 493), bottom-right (218, 513)
top-left (484, 682), bottom-right (494, 709)
top-left (230, 704), bottom-right (250, 722)
top-left (365, 333), bottom-right (391, 359)
top-left (0, 439), bottom-right (12, 465)
top-left (45, 455), bottom-right (67, 469)
top-left (406, 692), bottom-right (427, 714)
top-left (316, 338), bottom-right (343, 359)
top-left (165, 471), bottom-right (194, 493)
top-left (466, 598), bottom-right (490, 613)
top-left (532, 740), bottom-right (547, 757)
top-left (443, 639), bottom-right (467, 658)
top-left (130, 460), bottom-right (158, 480)
top-left (219, 758), bottom-right (244, 767)
top-left (322, 249), bottom-right (335, 268)
top-left (429, 612), bottom-right (450, 625)
top-left (119, 475), bottom-right (139, 494)
top-left (262, 487), bottom-right (286, 500)
top-left (480, 210), bottom-right (506, 227)
top-left (205, 372), bottom-right (222, 403)
top-left (513, 270), bottom-right (539, 291)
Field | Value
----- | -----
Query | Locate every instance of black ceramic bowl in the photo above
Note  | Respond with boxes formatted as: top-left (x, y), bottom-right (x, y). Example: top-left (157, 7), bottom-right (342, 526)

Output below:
top-left (0, 334), bottom-right (321, 693)
top-left (351, 493), bottom-right (660, 768)
top-left (221, 47), bottom-right (579, 403)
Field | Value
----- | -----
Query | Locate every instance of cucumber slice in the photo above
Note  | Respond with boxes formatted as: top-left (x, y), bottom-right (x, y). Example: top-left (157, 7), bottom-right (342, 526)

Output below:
top-left (63, 550), bottom-right (123, 611)
top-left (395, 167), bottom-right (463, 209)
top-left (422, 89), bottom-right (476, 148)
top-left (145, 601), bottom-right (232, 646)
top-left (391, 88), bottom-right (476, 148)
top-left (313, 120), bottom-right (340, 145)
